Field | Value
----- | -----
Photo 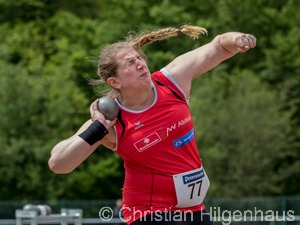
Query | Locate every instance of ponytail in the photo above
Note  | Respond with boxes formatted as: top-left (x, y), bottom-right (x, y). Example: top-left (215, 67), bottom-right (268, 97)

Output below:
top-left (130, 25), bottom-right (207, 49)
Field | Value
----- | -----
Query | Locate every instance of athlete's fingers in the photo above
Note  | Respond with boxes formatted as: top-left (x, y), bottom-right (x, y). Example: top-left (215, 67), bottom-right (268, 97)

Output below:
top-left (236, 34), bottom-right (256, 53)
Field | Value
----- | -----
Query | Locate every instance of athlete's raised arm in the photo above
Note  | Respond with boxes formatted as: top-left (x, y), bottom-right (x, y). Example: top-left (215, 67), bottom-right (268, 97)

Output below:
top-left (165, 32), bottom-right (256, 97)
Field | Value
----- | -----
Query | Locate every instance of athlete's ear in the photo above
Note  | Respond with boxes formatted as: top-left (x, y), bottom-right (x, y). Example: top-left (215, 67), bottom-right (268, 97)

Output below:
top-left (107, 76), bottom-right (121, 89)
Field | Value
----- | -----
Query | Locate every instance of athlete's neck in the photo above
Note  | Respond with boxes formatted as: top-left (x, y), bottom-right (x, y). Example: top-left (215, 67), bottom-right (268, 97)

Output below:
top-left (118, 87), bottom-right (155, 111)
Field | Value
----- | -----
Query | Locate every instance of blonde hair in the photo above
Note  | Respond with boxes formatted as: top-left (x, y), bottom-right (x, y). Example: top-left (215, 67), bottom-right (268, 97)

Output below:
top-left (92, 25), bottom-right (207, 97)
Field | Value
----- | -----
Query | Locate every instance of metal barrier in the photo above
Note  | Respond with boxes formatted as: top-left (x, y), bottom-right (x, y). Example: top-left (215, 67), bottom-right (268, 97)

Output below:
top-left (1, 216), bottom-right (300, 225)
top-left (0, 197), bottom-right (299, 225)
top-left (15, 209), bottom-right (82, 225)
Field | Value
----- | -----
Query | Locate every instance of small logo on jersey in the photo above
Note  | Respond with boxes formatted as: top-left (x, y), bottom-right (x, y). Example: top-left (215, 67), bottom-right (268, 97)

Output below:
top-left (174, 139), bottom-right (183, 148)
top-left (172, 128), bottom-right (194, 149)
top-left (134, 132), bottom-right (161, 152)
top-left (134, 121), bottom-right (144, 129)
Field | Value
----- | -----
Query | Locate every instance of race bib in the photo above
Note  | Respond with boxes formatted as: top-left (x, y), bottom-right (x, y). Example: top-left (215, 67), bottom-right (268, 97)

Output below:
top-left (173, 167), bottom-right (210, 208)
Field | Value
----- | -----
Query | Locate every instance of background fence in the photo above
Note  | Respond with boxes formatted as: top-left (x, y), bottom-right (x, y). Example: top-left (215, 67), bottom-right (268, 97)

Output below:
top-left (0, 196), bottom-right (299, 225)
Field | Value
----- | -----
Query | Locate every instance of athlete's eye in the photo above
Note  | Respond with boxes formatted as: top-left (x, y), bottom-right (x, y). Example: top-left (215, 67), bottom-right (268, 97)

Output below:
top-left (127, 60), bottom-right (134, 66)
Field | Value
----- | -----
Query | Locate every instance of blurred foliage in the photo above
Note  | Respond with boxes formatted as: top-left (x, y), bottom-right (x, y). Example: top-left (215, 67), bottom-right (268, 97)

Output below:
top-left (190, 69), bottom-right (292, 197)
top-left (0, 0), bottom-right (299, 200)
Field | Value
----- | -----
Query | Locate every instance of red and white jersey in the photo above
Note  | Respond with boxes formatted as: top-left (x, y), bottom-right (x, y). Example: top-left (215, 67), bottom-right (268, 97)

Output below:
top-left (113, 68), bottom-right (205, 224)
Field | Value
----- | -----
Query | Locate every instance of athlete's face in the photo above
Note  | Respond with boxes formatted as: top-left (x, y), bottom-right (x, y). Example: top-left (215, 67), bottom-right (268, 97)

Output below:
top-left (112, 47), bottom-right (151, 92)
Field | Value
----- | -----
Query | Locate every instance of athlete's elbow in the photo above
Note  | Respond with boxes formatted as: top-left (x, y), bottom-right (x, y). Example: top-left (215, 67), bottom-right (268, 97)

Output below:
top-left (48, 158), bottom-right (73, 174)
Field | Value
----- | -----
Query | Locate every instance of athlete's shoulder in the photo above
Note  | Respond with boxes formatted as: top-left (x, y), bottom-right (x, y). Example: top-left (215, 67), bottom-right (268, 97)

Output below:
top-left (152, 68), bottom-right (187, 102)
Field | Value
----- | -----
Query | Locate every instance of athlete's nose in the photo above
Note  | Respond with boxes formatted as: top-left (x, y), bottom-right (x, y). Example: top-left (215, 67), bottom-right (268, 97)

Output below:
top-left (136, 58), bottom-right (144, 70)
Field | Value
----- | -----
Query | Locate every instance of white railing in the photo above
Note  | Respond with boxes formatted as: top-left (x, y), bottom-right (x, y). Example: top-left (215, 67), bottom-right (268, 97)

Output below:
top-left (1, 208), bottom-right (299, 225)
top-left (1, 216), bottom-right (300, 225)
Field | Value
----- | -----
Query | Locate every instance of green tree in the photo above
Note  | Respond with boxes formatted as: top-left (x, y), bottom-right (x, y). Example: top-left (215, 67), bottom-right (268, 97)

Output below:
top-left (190, 69), bottom-right (291, 197)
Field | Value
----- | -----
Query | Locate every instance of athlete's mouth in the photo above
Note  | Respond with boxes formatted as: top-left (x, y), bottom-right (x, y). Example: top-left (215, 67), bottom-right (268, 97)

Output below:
top-left (140, 71), bottom-right (148, 77)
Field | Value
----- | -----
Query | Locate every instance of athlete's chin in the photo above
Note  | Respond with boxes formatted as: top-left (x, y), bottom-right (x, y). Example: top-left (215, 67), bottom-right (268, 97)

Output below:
top-left (138, 78), bottom-right (152, 90)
